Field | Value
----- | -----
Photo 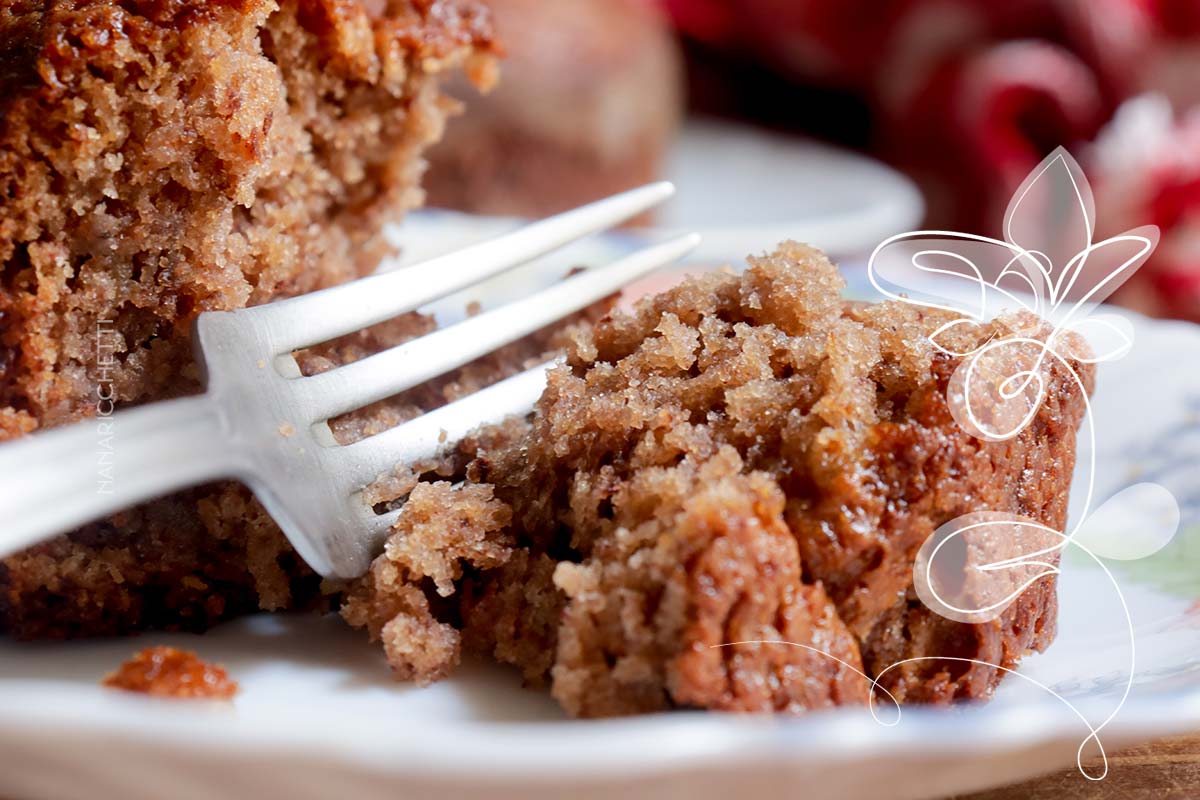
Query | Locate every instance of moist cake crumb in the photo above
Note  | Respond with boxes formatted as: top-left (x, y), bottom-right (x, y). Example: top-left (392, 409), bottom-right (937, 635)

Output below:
top-left (103, 646), bottom-right (238, 699)
top-left (340, 481), bottom-right (513, 684)
top-left (352, 241), bottom-right (1092, 717)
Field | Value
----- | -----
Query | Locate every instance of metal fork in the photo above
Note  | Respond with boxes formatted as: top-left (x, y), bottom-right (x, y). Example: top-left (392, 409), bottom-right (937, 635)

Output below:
top-left (0, 184), bottom-right (696, 579)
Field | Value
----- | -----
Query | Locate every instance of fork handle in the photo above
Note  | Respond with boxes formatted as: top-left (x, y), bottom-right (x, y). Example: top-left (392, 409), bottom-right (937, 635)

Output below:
top-left (0, 394), bottom-right (239, 559)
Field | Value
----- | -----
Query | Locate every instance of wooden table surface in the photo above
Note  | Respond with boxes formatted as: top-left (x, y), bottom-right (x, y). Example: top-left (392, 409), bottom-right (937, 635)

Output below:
top-left (951, 734), bottom-right (1200, 798)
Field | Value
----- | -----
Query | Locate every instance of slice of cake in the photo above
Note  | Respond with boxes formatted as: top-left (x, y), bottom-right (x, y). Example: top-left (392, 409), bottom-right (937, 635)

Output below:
top-left (0, 0), bottom-right (496, 431)
top-left (349, 243), bottom-right (1091, 715)
top-left (0, 0), bottom-right (501, 637)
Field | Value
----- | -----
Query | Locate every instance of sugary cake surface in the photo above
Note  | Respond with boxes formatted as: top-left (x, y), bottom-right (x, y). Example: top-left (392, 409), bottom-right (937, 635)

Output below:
top-left (350, 243), bottom-right (1091, 715)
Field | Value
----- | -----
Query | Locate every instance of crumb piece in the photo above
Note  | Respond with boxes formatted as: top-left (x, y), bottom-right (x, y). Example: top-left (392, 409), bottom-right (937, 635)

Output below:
top-left (340, 482), bottom-right (512, 684)
top-left (103, 646), bottom-right (237, 699)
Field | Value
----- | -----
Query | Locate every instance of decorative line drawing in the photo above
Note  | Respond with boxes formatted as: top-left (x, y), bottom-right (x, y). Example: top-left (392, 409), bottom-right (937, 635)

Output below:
top-left (714, 147), bottom-right (1182, 780)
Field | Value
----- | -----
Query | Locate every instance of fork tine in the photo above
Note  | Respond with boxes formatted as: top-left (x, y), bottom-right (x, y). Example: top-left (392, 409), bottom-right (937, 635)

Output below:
top-left (296, 233), bottom-right (700, 423)
top-left (248, 182), bottom-right (676, 353)
top-left (336, 360), bottom-right (553, 488)
top-left (365, 504), bottom-right (405, 540)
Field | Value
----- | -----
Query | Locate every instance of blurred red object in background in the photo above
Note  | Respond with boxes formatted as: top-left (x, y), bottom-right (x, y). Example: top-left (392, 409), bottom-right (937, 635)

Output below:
top-left (880, 40), bottom-right (1106, 235)
top-left (1092, 96), bottom-right (1200, 320)
top-left (660, 0), bottom-right (1200, 320)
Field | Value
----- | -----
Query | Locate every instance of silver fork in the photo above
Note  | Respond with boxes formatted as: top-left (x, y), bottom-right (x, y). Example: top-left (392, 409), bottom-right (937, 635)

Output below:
top-left (0, 184), bottom-right (696, 579)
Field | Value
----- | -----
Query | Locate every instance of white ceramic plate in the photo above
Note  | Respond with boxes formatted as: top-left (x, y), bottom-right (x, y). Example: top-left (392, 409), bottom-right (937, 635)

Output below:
top-left (658, 118), bottom-right (925, 260)
top-left (417, 117), bottom-right (925, 266)
top-left (3, 241), bottom-right (1200, 800)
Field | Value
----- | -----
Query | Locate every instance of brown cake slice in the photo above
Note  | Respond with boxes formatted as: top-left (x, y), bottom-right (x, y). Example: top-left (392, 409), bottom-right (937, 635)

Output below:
top-left (0, 0), bottom-right (497, 430)
top-left (353, 242), bottom-right (1092, 715)
top-left (0, 0), bottom-right (502, 637)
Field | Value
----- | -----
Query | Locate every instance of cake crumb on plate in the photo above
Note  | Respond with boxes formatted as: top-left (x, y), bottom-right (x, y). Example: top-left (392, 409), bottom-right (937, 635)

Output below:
top-left (103, 646), bottom-right (238, 700)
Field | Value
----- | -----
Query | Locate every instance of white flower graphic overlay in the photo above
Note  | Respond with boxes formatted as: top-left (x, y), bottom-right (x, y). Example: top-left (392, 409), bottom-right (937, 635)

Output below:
top-left (869, 147), bottom-right (1181, 779)
top-left (711, 148), bottom-right (1182, 782)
